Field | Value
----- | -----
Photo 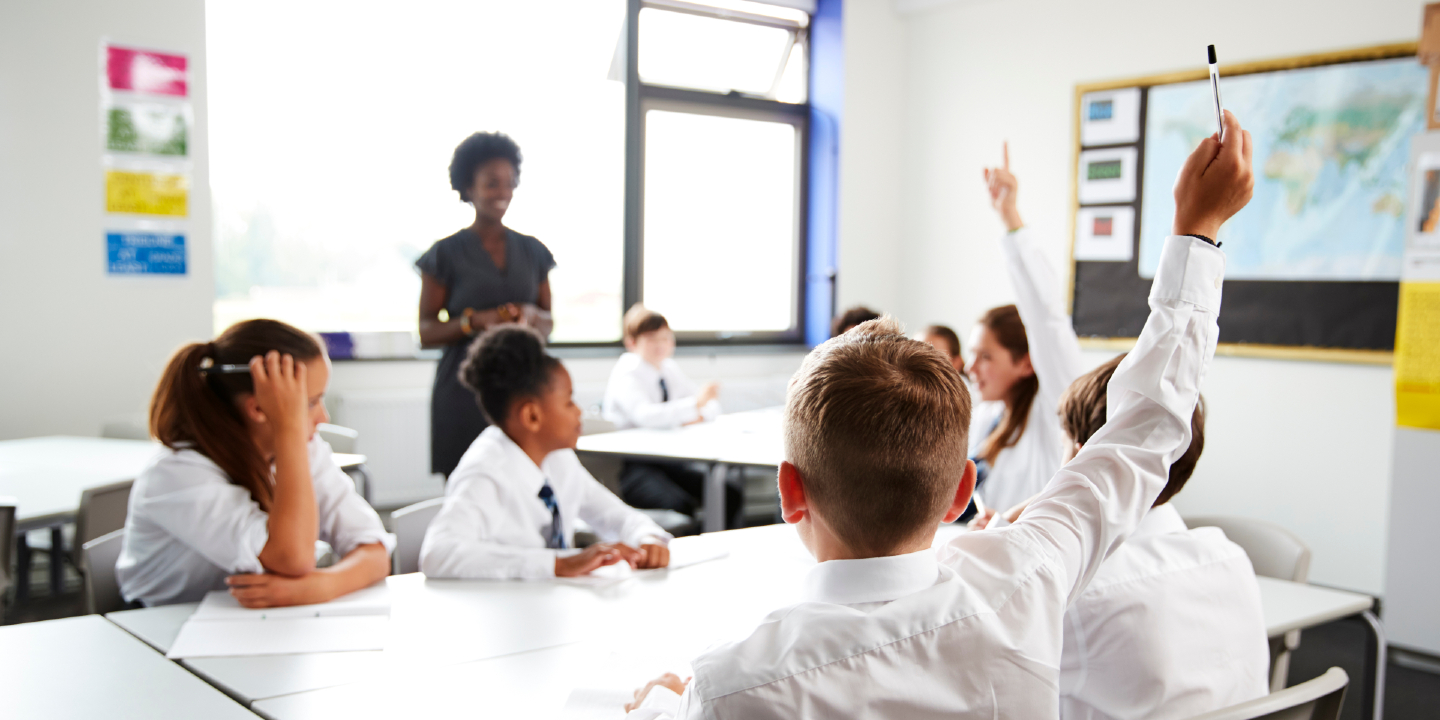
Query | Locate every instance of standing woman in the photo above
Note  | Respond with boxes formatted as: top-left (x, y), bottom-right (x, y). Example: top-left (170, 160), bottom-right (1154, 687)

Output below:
top-left (417, 132), bottom-right (556, 477)
top-left (966, 144), bottom-right (1088, 516)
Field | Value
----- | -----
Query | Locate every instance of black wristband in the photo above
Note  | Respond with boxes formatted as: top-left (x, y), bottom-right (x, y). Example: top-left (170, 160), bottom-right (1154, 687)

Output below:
top-left (1188, 234), bottom-right (1220, 247)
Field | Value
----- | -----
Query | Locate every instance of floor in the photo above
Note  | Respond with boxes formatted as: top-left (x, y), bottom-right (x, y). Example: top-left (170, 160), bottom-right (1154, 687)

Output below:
top-left (7, 538), bottom-right (1439, 718)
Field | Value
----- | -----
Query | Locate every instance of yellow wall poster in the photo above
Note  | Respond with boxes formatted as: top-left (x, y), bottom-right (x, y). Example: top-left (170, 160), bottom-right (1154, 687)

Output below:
top-left (104, 169), bottom-right (188, 217)
top-left (1396, 281), bottom-right (1440, 429)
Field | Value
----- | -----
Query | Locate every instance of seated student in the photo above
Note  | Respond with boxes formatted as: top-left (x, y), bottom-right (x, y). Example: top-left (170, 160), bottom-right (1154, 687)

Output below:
top-left (982, 356), bottom-right (1268, 720)
top-left (602, 304), bottom-right (740, 528)
top-left (921, 324), bottom-right (968, 378)
top-left (421, 325), bottom-right (673, 579)
top-left (623, 111), bottom-right (1253, 718)
top-left (830, 305), bottom-right (880, 337)
top-left (118, 319), bottom-right (394, 608)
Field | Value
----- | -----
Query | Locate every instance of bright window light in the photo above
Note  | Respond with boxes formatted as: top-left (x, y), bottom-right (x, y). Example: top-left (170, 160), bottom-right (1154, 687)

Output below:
top-left (638, 8), bottom-right (795, 97)
top-left (642, 110), bottom-right (798, 333)
top-left (207, 0), bottom-right (627, 343)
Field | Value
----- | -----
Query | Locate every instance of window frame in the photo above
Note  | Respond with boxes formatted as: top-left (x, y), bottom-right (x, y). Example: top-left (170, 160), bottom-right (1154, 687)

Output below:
top-left (620, 0), bottom-right (812, 348)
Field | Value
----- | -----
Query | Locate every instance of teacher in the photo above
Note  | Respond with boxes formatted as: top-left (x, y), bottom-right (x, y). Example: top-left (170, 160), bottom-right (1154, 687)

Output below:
top-left (417, 131), bottom-right (555, 477)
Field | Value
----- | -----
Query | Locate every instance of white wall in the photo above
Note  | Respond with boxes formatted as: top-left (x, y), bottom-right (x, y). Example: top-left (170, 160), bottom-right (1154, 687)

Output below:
top-left (841, 0), bottom-right (1422, 594)
top-left (0, 0), bottom-right (212, 440)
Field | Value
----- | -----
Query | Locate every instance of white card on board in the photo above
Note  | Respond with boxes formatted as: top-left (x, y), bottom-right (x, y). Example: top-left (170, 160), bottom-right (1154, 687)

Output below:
top-left (1075, 206), bottom-right (1135, 262)
top-left (1077, 147), bottom-right (1138, 205)
top-left (1081, 88), bottom-right (1141, 147)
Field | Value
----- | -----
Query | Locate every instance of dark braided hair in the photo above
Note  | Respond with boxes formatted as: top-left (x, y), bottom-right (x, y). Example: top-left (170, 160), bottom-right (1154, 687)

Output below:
top-left (459, 325), bottom-right (559, 425)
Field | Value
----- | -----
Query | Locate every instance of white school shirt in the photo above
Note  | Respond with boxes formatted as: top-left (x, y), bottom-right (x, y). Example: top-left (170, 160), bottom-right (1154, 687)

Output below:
top-left (976, 227), bottom-right (1090, 513)
top-left (628, 235), bottom-right (1226, 719)
top-left (419, 426), bottom-right (672, 579)
top-left (1060, 503), bottom-right (1269, 720)
top-left (116, 437), bottom-right (395, 607)
top-left (602, 352), bottom-right (721, 430)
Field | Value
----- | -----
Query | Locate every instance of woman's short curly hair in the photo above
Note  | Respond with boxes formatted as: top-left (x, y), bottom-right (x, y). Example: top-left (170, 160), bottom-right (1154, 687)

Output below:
top-left (459, 325), bottom-right (558, 425)
top-left (449, 132), bottom-right (522, 202)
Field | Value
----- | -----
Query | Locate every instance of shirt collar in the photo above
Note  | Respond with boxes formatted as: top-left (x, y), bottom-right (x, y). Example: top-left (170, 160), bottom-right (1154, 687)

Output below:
top-left (481, 425), bottom-right (548, 494)
top-left (1132, 503), bottom-right (1188, 540)
top-left (801, 549), bottom-right (940, 605)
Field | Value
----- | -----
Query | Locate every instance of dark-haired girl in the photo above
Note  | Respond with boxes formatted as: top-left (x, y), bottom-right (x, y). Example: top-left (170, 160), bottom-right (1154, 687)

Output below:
top-left (966, 145), bottom-right (1088, 517)
top-left (417, 131), bottom-right (557, 478)
top-left (117, 319), bottom-right (393, 607)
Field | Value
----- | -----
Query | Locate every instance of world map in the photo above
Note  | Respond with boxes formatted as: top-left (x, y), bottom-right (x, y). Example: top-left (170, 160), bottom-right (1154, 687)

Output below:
top-left (1138, 57), bottom-right (1428, 280)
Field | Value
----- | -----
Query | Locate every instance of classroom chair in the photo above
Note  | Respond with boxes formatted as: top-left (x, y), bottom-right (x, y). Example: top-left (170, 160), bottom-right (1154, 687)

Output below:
top-left (1186, 667), bottom-right (1348, 720)
top-left (1186, 515), bottom-right (1312, 692)
top-left (391, 497), bottom-right (445, 574)
top-left (319, 423), bottom-right (373, 503)
top-left (0, 497), bottom-right (15, 618)
top-left (74, 480), bottom-right (133, 569)
top-left (81, 528), bottom-right (128, 615)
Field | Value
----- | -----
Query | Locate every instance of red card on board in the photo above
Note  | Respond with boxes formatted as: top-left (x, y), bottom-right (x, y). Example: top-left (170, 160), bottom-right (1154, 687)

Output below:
top-left (107, 45), bottom-right (188, 97)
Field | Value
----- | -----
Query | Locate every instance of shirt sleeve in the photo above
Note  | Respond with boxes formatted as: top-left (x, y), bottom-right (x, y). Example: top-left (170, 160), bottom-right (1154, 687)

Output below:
top-left (528, 235), bottom-right (557, 282)
top-left (414, 239), bottom-right (446, 283)
top-left (1000, 227), bottom-right (1088, 417)
top-left (418, 471), bottom-right (558, 580)
top-left (309, 438), bottom-right (396, 557)
top-left (567, 453), bottom-right (673, 547)
top-left (625, 685), bottom-right (695, 720)
top-left (132, 456), bottom-right (269, 575)
top-left (1005, 235), bottom-right (1224, 604)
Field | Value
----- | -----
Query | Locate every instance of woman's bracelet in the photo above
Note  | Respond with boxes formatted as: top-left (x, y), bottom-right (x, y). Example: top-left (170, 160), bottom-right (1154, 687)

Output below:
top-left (460, 308), bottom-right (475, 336)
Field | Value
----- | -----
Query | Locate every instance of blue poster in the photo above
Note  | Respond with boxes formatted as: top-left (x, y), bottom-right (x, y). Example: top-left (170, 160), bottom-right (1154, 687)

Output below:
top-left (107, 232), bottom-right (186, 275)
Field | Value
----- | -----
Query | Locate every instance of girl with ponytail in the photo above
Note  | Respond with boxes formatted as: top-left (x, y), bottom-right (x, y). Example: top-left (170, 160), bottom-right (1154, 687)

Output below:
top-left (964, 145), bottom-right (1089, 518)
top-left (117, 319), bottom-right (394, 607)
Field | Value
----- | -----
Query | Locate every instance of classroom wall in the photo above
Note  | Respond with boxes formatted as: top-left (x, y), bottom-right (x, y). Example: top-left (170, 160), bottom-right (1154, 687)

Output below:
top-left (0, 0), bottom-right (213, 440)
top-left (856, 0), bottom-right (1424, 595)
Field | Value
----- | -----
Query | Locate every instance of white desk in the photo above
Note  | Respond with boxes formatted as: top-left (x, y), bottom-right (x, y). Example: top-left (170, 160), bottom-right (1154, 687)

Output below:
top-left (1255, 576), bottom-right (1385, 720)
top-left (103, 523), bottom-right (1387, 720)
top-left (0, 614), bottom-right (258, 719)
top-left (577, 408), bottom-right (784, 532)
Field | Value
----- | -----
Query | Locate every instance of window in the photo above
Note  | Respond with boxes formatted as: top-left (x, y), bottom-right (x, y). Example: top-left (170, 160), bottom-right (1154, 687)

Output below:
top-left (208, 0), bottom-right (628, 342)
top-left (625, 0), bottom-right (811, 343)
top-left (207, 0), bottom-right (816, 348)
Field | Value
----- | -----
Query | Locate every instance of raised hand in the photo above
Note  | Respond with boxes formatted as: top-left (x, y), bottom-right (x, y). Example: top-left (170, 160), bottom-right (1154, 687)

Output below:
top-left (983, 142), bottom-right (1024, 232)
top-left (1172, 110), bottom-right (1254, 239)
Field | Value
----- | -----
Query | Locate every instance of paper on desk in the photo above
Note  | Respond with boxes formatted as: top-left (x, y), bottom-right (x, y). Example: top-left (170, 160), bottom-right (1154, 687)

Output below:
top-left (561, 689), bottom-right (633, 720)
top-left (167, 615), bottom-right (388, 658)
top-left (553, 545), bottom-right (730, 588)
top-left (190, 583), bottom-right (389, 621)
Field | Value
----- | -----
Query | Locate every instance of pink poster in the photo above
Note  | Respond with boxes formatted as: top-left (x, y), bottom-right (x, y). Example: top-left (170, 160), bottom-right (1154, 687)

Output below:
top-left (107, 45), bottom-right (187, 97)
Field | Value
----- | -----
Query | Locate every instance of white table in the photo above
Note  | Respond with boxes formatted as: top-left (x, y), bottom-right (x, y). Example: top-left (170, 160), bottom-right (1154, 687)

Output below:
top-left (1255, 576), bottom-right (1386, 720)
top-left (103, 524), bottom-right (1387, 720)
top-left (0, 435), bottom-right (366, 596)
top-left (0, 614), bottom-right (258, 719)
top-left (577, 408), bottom-right (784, 532)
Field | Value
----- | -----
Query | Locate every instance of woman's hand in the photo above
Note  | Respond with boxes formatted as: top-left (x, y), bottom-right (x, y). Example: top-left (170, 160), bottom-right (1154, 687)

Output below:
top-left (226, 571), bottom-right (334, 608)
top-left (249, 351), bottom-right (309, 434)
top-left (983, 143), bottom-right (1024, 232)
top-left (625, 673), bottom-right (690, 712)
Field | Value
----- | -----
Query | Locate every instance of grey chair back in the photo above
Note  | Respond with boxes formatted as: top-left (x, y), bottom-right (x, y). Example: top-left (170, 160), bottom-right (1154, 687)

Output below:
top-left (391, 497), bottom-right (445, 575)
top-left (318, 423), bottom-right (360, 454)
top-left (0, 497), bottom-right (15, 617)
top-left (1185, 515), bottom-right (1312, 691)
top-left (1185, 666), bottom-right (1348, 720)
top-left (74, 480), bottom-right (134, 568)
top-left (81, 529), bottom-right (127, 615)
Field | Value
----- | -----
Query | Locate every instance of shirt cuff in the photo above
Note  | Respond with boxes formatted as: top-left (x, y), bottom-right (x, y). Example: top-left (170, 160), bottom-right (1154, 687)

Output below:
top-left (631, 685), bottom-right (683, 717)
top-left (1150, 235), bottom-right (1225, 313)
top-left (699, 399), bottom-right (721, 422)
top-left (529, 549), bottom-right (560, 579)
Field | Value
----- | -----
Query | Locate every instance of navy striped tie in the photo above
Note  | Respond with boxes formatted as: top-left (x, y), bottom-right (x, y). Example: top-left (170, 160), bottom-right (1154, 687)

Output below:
top-left (538, 481), bottom-right (565, 549)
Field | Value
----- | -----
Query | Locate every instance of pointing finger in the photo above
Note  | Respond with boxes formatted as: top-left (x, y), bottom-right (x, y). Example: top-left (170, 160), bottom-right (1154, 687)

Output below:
top-left (1003, 141), bottom-right (1010, 170)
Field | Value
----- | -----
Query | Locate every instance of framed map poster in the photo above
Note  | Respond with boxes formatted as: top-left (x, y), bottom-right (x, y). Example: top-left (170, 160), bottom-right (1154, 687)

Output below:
top-left (1068, 43), bottom-right (1425, 363)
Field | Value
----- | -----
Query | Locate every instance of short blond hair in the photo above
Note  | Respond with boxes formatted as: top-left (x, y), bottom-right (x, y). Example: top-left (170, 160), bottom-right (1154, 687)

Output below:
top-left (784, 317), bottom-right (972, 556)
top-left (623, 303), bottom-right (669, 341)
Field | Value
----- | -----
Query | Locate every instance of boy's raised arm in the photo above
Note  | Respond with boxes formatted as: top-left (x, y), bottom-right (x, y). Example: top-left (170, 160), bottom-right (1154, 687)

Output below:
top-left (1003, 111), bottom-right (1253, 602)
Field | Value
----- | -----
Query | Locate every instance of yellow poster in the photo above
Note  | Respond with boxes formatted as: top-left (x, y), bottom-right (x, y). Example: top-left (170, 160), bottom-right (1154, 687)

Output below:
top-left (105, 169), bottom-right (188, 216)
top-left (1396, 281), bottom-right (1440, 429)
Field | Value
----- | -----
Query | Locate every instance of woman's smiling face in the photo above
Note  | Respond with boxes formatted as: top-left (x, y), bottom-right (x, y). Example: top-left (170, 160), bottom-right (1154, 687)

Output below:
top-left (469, 157), bottom-right (516, 222)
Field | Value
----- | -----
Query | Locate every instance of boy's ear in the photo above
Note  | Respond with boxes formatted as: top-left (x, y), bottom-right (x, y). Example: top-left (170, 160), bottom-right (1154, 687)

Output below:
top-left (623, 336), bottom-right (636, 351)
top-left (777, 461), bottom-right (808, 525)
top-left (941, 459), bottom-right (979, 523)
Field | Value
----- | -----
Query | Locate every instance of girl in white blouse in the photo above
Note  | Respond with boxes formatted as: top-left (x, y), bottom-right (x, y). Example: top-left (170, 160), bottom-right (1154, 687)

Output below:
top-left (967, 144), bottom-right (1089, 515)
top-left (117, 319), bottom-right (394, 607)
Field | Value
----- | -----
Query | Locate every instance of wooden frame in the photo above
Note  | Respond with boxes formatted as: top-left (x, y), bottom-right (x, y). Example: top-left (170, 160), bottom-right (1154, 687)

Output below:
top-left (1067, 42), bottom-right (1418, 366)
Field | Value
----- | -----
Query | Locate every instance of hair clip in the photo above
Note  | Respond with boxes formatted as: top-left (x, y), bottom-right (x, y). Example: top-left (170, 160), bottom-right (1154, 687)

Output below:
top-left (200, 363), bottom-right (252, 375)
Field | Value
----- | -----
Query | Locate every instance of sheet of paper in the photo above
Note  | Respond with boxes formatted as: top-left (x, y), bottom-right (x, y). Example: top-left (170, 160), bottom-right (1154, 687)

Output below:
top-left (553, 545), bottom-right (731, 588)
top-left (167, 615), bottom-right (388, 658)
top-left (560, 689), bottom-right (633, 720)
top-left (190, 583), bottom-right (389, 621)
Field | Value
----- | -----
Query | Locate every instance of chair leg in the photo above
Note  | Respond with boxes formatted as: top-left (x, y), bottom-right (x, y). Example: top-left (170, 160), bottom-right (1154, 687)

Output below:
top-left (49, 526), bottom-right (64, 596)
top-left (15, 533), bottom-right (30, 602)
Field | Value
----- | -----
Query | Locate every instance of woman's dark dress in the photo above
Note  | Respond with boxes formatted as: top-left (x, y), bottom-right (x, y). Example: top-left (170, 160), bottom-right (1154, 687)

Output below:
top-left (415, 227), bottom-right (556, 476)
